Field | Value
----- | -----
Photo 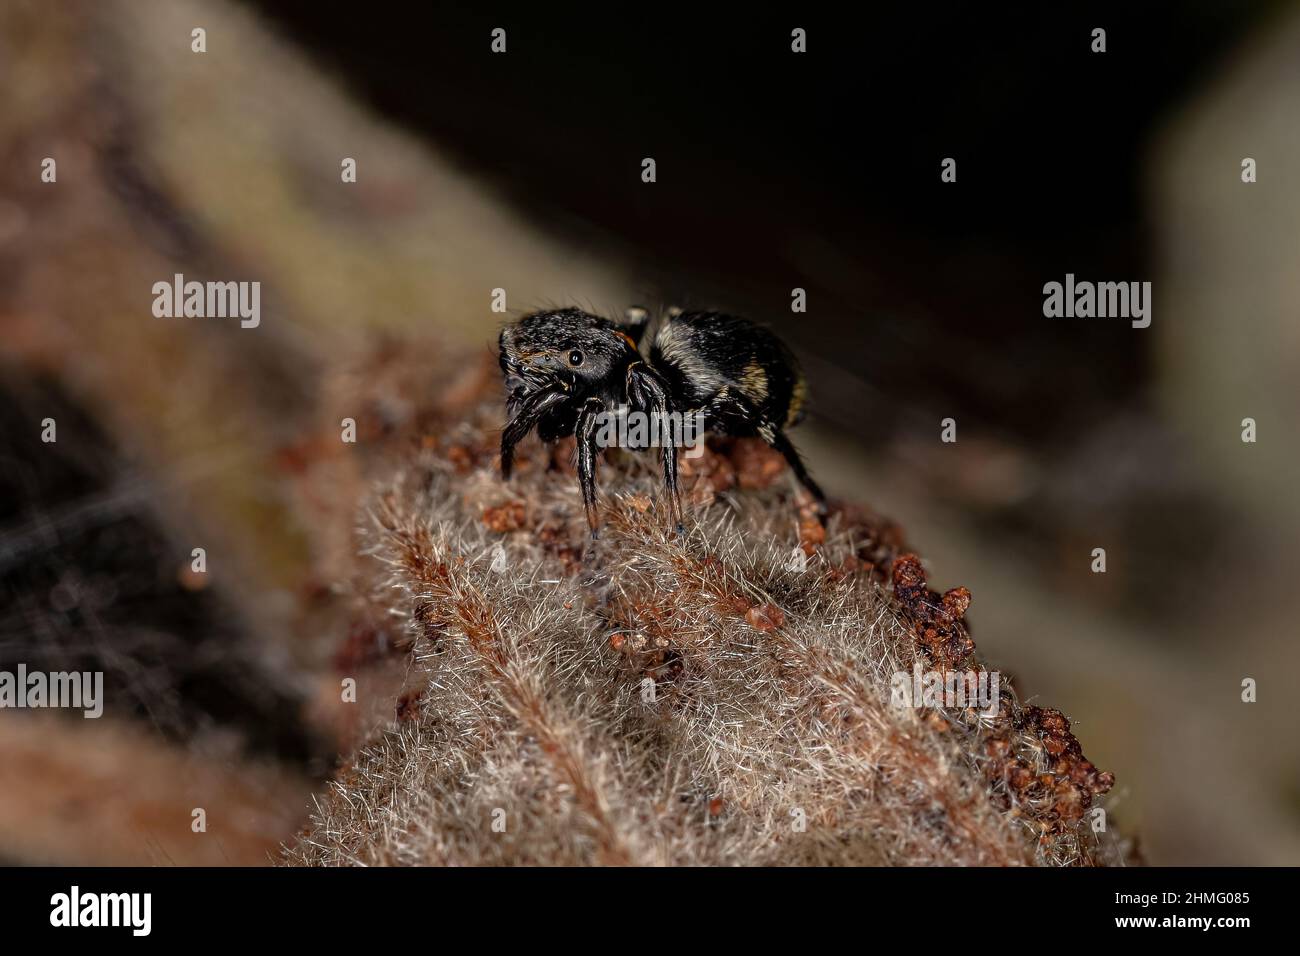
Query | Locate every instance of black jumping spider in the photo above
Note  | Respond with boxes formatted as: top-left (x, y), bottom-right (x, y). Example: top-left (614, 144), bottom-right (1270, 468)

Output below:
top-left (498, 306), bottom-right (825, 536)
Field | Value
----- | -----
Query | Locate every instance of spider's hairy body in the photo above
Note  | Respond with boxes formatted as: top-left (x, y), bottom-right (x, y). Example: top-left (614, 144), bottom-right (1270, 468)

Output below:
top-left (498, 306), bottom-right (824, 537)
top-left (651, 311), bottom-right (808, 433)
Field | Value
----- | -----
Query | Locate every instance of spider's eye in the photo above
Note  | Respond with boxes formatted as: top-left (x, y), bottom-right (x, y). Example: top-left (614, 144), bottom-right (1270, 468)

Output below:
top-left (567, 349), bottom-right (584, 367)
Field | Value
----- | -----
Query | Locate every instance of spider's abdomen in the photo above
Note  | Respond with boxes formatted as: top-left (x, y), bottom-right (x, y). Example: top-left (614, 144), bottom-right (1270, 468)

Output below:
top-left (650, 312), bottom-right (807, 430)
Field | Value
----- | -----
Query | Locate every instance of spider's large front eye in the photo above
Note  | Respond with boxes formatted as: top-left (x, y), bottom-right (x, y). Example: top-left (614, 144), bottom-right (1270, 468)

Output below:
top-left (567, 349), bottom-right (584, 367)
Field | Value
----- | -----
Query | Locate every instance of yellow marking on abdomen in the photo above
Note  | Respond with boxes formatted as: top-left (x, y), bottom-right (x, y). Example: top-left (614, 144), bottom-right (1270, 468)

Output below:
top-left (785, 374), bottom-right (807, 427)
top-left (739, 360), bottom-right (769, 404)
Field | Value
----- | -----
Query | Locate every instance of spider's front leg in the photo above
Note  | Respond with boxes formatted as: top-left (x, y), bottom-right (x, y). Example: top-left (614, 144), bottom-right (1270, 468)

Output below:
top-left (627, 362), bottom-right (685, 535)
top-left (574, 396), bottom-right (608, 537)
top-left (501, 387), bottom-right (569, 480)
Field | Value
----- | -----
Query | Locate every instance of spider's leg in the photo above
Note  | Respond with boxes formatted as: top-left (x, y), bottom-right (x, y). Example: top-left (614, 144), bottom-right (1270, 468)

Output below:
top-left (661, 424), bottom-right (683, 535)
top-left (707, 386), bottom-right (826, 513)
top-left (501, 387), bottom-right (569, 480)
top-left (620, 306), bottom-right (651, 347)
top-left (760, 419), bottom-right (827, 513)
top-left (574, 397), bottom-right (607, 537)
top-left (627, 363), bottom-right (685, 535)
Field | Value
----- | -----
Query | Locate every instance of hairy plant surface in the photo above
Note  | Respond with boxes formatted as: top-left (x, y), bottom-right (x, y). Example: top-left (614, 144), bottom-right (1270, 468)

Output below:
top-left (284, 347), bottom-right (1125, 867)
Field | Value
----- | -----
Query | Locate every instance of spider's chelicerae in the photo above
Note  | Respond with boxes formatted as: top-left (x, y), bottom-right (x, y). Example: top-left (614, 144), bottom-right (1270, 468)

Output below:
top-left (498, 306), bottom-right (826, 536)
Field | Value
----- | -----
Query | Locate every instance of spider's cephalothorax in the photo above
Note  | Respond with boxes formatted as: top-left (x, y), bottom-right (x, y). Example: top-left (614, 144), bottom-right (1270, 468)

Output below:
top-left (498, 306), bottom-right (825, 537)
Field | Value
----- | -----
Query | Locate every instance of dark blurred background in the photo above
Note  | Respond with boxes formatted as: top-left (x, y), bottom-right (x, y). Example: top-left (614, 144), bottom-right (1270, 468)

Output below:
top-left (2, 0), bottom-right (1298, 864)
top-left (249, 2), bottom-right (1252, 435)
top-left (247, 0), bottom-right (1287, 619)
